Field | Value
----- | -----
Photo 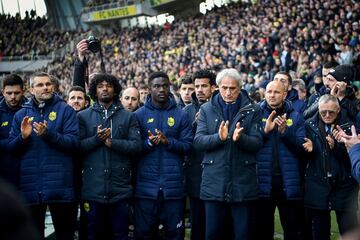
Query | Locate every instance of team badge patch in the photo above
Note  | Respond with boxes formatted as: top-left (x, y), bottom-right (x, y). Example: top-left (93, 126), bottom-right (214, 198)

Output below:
top-left (1, 121), bottom-right (8, 127)
top-left (167, 117), bottom-right (175, 127)
top-left (84, 202), bottom-right (90, 212)
top-left (147, 118), bottom-right (154, 123)
top-left (49, 111), bottom-right (57, 121)
top-left (286, 118), bottom-right (293, 126)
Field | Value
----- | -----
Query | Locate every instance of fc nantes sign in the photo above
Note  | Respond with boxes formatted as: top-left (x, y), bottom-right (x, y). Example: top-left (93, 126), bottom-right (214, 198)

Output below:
top-left (90, 5), bottom-right (138, 21)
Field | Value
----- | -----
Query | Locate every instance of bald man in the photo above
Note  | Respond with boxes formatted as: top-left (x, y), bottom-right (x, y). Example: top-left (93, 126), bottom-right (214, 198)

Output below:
top-left (255, 80), bottom-right (306, 240)
top-left (121, 87), bottom-right (140, 112)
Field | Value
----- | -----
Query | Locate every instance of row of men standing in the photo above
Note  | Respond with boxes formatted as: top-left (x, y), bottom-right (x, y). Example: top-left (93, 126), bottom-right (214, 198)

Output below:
top-left (0, 64), bottom-right (359, 240)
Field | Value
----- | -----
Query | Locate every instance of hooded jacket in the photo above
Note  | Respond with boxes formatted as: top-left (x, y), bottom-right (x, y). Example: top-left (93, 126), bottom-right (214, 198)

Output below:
top-left (256, 100), bottom-right (305, 200)
top-left (183, 92), bottom-right (203, 198)
top-left (8, 95), bottom-right (79, 205)
top-left (134, 96), bottom-right (192, 199)
top-left (78, 102), bottom-right (142, 203)
top-left (0, 96), bottom-right (27, 186)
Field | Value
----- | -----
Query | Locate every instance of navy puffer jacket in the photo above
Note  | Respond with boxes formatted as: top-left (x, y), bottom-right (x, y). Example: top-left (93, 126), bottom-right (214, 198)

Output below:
top-left (9, 95), bottom-right (79, 205)
top-left (135, 96), bottom-right (192, 200)
top-left (256, 100), bottom-right (305, 200)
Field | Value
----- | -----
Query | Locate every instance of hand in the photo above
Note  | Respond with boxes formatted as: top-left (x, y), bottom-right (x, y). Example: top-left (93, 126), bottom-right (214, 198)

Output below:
top-left (21, 116), bottom-right (32, 139)
top-left (275, 113), bottom-right (287, 135)
top-left (155, 128), bottom-right (169, 145)
top-left (195, 111), bottom-right (200, 122)
top-left (303, 137), bottom-right (313, 152)
top-left (326, 135), bottom-right (335, 149)
top-left (332, 125), bottom-right (345, 142)
top-left (338, 125), bottom-right (360, 151)
top-left (264, 110), bottom-right (277, 134)
top-left (148, 130), bottom-right (160, 145)
top-left (232, 122), bottom-right (244, 142)
top-left (76, 39), bottom-right (88, 63)
top-left (33, 120), bottom-right (48, 137)
top-left (97, 126), bottom-right (111, 142)
top-left (330, 82), bottom-right (346, 101)
top-left (218, 120), bottom-right (229, 141)
top-left (105, 138), bottom-right (111, 148)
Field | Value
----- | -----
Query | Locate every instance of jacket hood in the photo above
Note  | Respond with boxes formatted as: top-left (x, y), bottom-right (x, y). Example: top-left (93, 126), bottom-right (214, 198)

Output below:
top-left (259, 99), bottom-right (294, 113)
top-left (144, 94), bottom-right (178, 111)
top-left (286, 88), bottom-right (300, 102)
top-left (0, 96), bottom-right (27, 112)
top-left (91, 100), bottom-right (123, 113)
top-left (23, 94), bottom-right (62, 109)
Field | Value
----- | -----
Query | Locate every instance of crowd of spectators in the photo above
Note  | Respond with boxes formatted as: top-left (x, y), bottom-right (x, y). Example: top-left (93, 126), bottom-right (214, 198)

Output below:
top-left (85, 0), bottom-right (118, 8)
top-left (3, 0), bottom-right (360, 97)
top-left (0, 10), bottom-right (76, 58)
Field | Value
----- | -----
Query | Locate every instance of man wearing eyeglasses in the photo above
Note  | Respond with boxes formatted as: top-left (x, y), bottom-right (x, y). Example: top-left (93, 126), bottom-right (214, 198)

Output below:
top-left (134, 71), bottom-right (192, 240)
top-left (302, 94), bottom-right (358, 240)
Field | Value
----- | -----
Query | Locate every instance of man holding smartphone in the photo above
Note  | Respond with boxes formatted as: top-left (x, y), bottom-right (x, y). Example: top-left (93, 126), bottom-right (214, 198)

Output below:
top-left (324, 64), bottom-right (360, 121)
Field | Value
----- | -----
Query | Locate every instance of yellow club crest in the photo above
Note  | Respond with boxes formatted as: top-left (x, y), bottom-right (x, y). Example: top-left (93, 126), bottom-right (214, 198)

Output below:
top-left (28, 117), bottom-right (34, 122)
top-left (167, 117), bottom-right (175, 127)
top-left (49, 111), bottom-right (57, 121)
top-left (147, 118), bottom-right (154, 123)
top-left (83, 202), bottom-right (90, 212)
top-left (1, 121), bottom-right (8, 127)
top-left (262, 118), bottom-right (267, 122)
top-left (286, 118), bottom-right (293, 126)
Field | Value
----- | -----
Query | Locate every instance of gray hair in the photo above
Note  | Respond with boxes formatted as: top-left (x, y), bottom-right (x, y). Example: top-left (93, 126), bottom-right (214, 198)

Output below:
top-left (318, 94), bottom-right (340, 109)
top-left (216, 68), bottom-right (242, 87)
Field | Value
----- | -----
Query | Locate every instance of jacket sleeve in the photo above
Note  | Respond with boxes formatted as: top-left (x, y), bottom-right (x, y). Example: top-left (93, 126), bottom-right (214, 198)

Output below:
top-left (42, 106), bottom-right (79, 151)
top-left (8, 112), bottom-right (30, 151)
top-left (166, 112), bottom-right (193, 155)
top-left (194, 107), bottom-right (225, 151)
top-left (108, 114), bottom-right (142, 154)
top-left (303, 94), bottom-right (319, 120)
top-left (73, 59), bottom-right (86, 89)
top-left (236, 106), bottom-right (263, 152)
top-left (349, 143), bottom-right (360, 183)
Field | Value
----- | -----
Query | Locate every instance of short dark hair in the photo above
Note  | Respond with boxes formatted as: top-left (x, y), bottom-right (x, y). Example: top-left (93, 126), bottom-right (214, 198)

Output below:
top-left (88, 73), bottom-right (122, 101)
top-left (30, 72), bottom-right (50, 87)
top-left (192, 69), bottom-right (216, 86)
top-left (275, 71), bottom-right (292, 85)
top-left (138, 84), bottom-right (149, 91)
top-left (323, 61), bottom-right (339, 69)
top-left (179, 75), bottom-right (193, 87)
top-left (148, 71), bottom-right (169, 85)
top-left (68, 86), bottom-right (86, 96)
top-left (2, 74), bottom-right (24, 89)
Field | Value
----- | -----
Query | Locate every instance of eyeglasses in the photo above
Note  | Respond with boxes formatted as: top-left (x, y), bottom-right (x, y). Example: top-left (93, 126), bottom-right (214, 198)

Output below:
top-left (319, 109), bottom-right (338, 117)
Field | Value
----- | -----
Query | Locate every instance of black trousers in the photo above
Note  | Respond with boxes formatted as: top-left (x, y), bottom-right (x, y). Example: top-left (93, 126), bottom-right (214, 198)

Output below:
top-left (308, 208), bottom-right (358, 240)
top-left (189, 197), bottom-right (205, 240)
top-left (29, 203), bottom-right (77, 240)
top-left (255, 178), bottom-right (302, 240)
